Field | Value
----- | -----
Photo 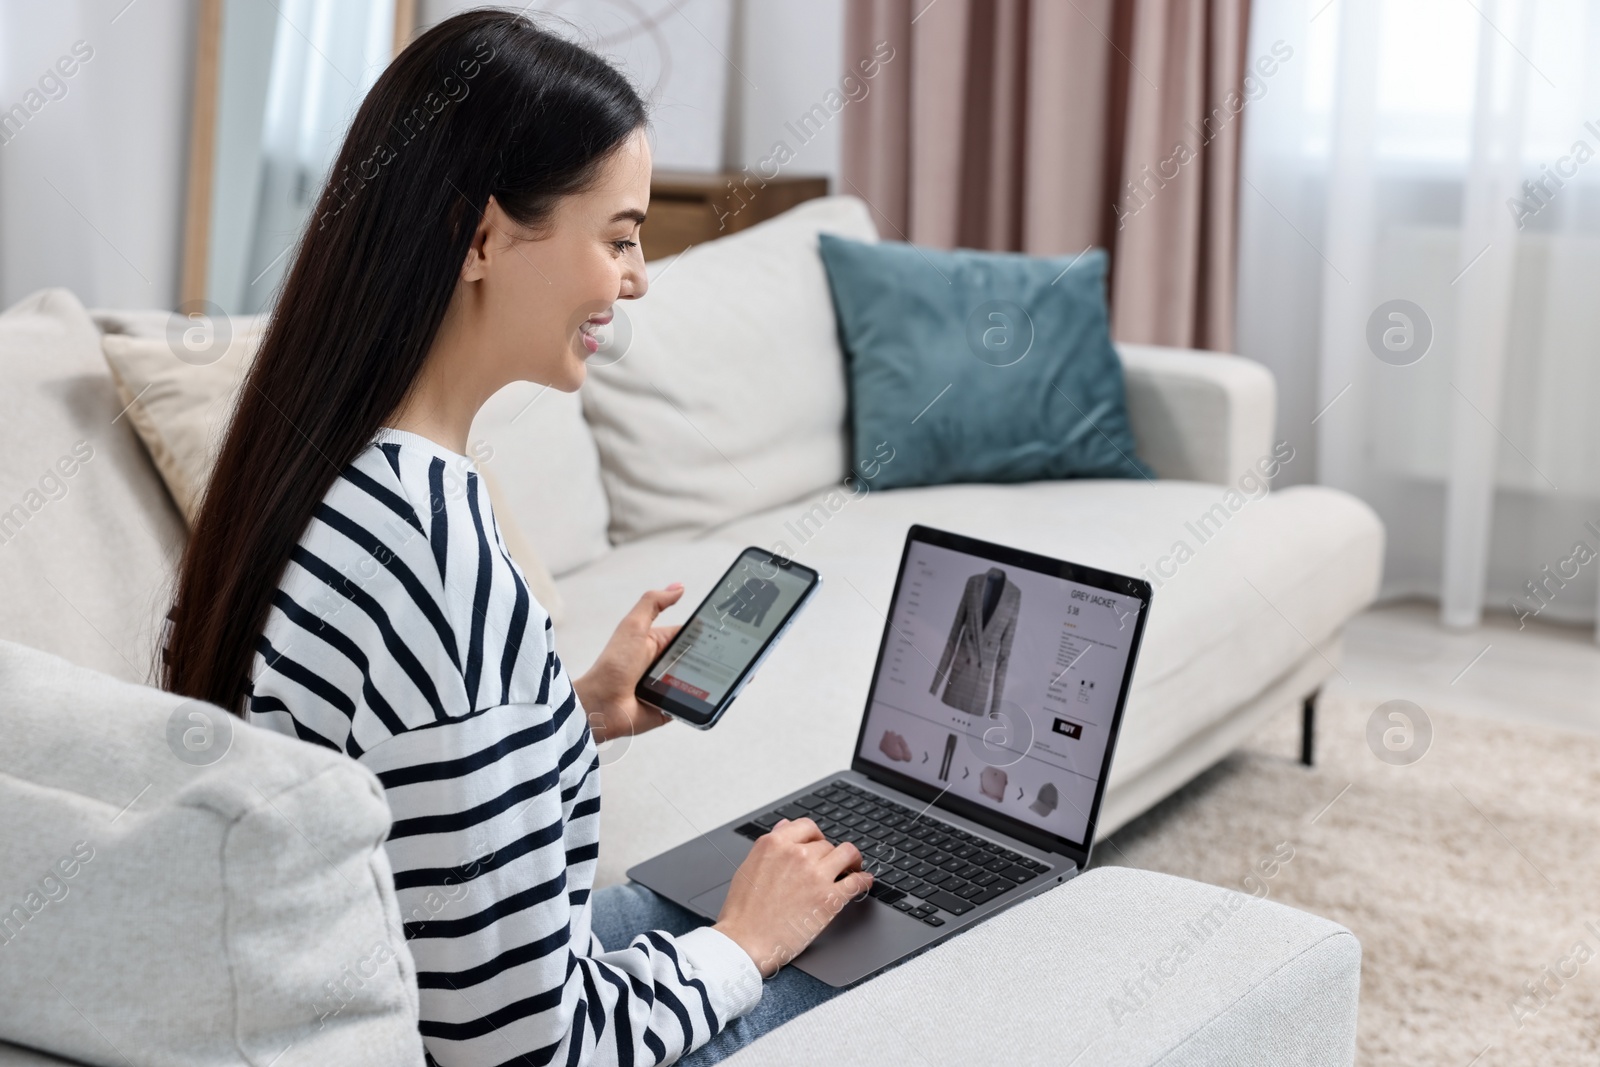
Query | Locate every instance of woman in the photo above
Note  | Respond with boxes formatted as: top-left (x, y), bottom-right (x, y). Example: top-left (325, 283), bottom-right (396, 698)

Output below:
top-left (160, 10), bottom-right (870, 1065)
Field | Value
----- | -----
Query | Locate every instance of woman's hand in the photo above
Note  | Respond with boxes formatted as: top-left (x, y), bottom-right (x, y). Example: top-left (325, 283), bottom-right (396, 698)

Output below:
top-left (714, 817), bottom-right (873, 978)
top-left (574, 584), bottom-right (685, 745)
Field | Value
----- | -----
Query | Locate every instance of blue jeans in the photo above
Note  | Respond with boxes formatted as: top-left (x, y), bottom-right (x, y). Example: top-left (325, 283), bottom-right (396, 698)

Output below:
top-left (589, 881), bottom-right (841, 1065)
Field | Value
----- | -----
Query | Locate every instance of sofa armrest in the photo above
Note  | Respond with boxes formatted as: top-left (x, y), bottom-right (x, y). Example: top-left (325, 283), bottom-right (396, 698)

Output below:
top-left (721, 867), bottom-right (1360, 1066)
top-left (1117, 343), bottom-right (1276, 485)
top-left (0, 1043), bottom-right (78, 1066)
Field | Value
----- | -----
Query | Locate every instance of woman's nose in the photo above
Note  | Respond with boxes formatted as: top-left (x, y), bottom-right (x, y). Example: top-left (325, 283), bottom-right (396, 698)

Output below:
top-left (620, 257), bottom-right (648, 300)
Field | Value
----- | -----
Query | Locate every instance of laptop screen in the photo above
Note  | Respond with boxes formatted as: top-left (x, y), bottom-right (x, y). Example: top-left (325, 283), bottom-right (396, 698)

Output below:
top-left (853, 527), bottom-right (1149, 851)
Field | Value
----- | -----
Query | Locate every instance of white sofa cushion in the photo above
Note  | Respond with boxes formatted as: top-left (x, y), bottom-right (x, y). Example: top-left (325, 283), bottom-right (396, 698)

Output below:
top-left (471, 380), bottom-right (611, 578)
top-left (0, 640), bottom-right (424, 1066)
top-left (0, 1043), bottom-right (73, 1065)
top-left (553, 477), bottom-right (1382, 888)
top-left (718, 867), bottom-right (1361, 1065)
top-left (579, 195), bottom-right (879, 543)
top-left (0, 290), bottom-right (187, 684)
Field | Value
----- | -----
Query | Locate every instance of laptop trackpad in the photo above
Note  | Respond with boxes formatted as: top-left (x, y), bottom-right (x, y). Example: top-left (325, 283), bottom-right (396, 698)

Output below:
top-left (688, 880), bottom-right (733, 917)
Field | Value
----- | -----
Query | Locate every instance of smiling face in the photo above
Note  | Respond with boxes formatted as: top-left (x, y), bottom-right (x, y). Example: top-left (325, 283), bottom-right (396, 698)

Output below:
top-left (466, 126), bottom-right (653, 393)
top-left (389, 127), bottom-right (653, 450)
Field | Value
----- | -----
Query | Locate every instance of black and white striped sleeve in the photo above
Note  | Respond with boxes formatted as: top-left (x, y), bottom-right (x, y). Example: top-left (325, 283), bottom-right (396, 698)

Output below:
top-left (247, 435), bottom-right (762, 1066)
top-left (360, 692), bottom-right (761, 1066)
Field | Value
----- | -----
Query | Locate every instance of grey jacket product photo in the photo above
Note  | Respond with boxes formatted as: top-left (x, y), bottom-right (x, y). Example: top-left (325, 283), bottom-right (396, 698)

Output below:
top-left (929, 568), bottom-right (1020, 717)
top-left (717, 576), bottom-right (780, 627)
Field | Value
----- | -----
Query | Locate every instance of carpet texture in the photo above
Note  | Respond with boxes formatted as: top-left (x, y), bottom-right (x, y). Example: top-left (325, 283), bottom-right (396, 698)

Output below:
top-left (1096, 692), bottom-right (1600, 1065)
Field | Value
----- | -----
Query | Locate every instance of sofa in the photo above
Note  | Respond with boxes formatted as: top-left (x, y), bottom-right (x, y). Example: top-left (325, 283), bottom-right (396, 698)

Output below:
top-left (0, 195), bottom-right (1381, 1064)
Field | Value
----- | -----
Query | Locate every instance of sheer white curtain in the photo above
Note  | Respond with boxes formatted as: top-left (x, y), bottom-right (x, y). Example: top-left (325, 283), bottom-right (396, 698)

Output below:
top-left (1237, 0), bottom-right (1600, 639)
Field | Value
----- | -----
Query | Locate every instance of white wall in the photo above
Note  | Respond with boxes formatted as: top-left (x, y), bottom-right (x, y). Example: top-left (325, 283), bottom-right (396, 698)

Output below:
top-left (730, 0), bottom-right (845, 192)
top-left (420, 0), bottom-right (845, 186)
top-left (419, 0), bottom-right (736, 172)
top-left (0, 0), bottom-right (197, 310)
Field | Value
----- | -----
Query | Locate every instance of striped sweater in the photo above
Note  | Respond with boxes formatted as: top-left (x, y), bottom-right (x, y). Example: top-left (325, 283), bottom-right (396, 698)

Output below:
top-left (245, 427), bottom-right (761, 1066)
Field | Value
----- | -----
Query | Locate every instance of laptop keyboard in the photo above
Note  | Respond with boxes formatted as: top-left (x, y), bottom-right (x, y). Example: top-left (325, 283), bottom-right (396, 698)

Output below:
top-left (734, 780), bottom-right (1050, 926)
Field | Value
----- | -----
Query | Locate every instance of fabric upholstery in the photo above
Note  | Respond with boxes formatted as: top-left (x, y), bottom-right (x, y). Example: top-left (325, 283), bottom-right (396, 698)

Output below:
top-left (99, 323), bottom-right (267, 524)
top-left (716, 866), bottom-right (1361, 1065)
top-left (818, 237), bottom-right (1151, 487)
top-left (0, 290), bottom-right (186, 685)
top-left (471, 379), bottom-right (611, 579)
top-left (1118, 342), bottom-right (1276, 485)
top-left (579, 196), bottom-right (879, 543)
top-left (0, 640), bottom-right (424, 1067)
top-left (0, 1043), bottom-right (74, 1065)
top-left (1097, 642), bottom-right (1338, 837)
top-left (89, 303), bottom-right (569, 623)
top-left (552, 476), bottom-right (1383, 889)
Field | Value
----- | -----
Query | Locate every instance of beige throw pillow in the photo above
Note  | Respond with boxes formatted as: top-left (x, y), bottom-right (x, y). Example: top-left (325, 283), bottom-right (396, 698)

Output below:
top-left (99, 326), bottom-right (264, 524)
top-left (99, 328), bottom-right (567, 623)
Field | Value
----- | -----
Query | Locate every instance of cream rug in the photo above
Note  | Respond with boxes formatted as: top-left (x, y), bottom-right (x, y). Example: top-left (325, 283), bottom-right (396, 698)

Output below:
top-left (1097, 692), bottom-right (1600, 1065)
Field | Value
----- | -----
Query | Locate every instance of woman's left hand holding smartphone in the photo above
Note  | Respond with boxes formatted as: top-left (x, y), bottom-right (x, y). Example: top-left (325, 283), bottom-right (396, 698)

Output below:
top-left (573, 583), bottom-right (685, 744)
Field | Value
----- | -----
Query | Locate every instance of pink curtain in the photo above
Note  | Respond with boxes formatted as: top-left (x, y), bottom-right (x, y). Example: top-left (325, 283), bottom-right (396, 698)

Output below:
top-left (842, 0), bottom-right (1250, 352)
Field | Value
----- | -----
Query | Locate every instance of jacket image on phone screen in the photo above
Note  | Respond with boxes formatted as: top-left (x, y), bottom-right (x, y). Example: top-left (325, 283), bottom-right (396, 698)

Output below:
top-left (715, 577), bottom-right (780, 627)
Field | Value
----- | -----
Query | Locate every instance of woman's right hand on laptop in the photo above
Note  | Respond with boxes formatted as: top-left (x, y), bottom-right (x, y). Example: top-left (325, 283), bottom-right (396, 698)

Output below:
top-left (713, 816), bottom-right (873, 977)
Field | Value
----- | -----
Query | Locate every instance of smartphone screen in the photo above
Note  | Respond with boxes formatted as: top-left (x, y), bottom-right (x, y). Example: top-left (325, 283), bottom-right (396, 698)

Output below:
top-left (637, 547), bottom-right (820, 727)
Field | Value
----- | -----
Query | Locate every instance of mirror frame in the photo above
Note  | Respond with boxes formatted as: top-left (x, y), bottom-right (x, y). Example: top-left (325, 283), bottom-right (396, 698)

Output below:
top-left (179, 0), bottom-right (416, 307)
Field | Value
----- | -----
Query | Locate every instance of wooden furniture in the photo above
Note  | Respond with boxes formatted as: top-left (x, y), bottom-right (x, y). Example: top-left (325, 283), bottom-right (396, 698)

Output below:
top-left (644, 171), bottom-right (830, 259)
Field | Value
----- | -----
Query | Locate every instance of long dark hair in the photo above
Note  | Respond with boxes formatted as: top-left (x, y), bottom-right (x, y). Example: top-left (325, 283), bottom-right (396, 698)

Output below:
top-left (162, 9), bottom-right (648, 714)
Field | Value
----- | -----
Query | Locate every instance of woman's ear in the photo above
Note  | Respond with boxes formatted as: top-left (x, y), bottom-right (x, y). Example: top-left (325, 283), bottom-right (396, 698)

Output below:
top-left (460, 195), bottom-right (501, 282)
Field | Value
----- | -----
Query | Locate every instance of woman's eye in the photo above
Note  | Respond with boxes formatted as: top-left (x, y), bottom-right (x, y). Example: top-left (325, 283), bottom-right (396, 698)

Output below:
top-left (612, 239), bottom-right (638, 254)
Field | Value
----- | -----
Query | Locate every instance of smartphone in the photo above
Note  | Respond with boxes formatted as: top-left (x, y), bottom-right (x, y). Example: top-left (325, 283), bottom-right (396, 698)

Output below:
top-left (636, 547), bottom-right (822, 729)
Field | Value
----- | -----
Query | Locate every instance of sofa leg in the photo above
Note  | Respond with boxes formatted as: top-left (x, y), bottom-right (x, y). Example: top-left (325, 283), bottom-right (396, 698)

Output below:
top-left (1300, 689), bottom-right (1319, 767)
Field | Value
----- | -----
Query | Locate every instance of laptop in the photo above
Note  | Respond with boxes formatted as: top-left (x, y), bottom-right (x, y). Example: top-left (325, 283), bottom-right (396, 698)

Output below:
top-left (628, 523), bottom-right (1153, 987)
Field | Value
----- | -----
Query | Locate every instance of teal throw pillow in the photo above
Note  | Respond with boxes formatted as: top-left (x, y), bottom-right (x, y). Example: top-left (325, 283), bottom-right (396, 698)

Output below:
top-left (818, 234), bottom-right (1152, 490)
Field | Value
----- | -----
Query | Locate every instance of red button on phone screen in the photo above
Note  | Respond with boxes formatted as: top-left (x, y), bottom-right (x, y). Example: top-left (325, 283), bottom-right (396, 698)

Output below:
top-left (663, 675), bottom-right (710, 700)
